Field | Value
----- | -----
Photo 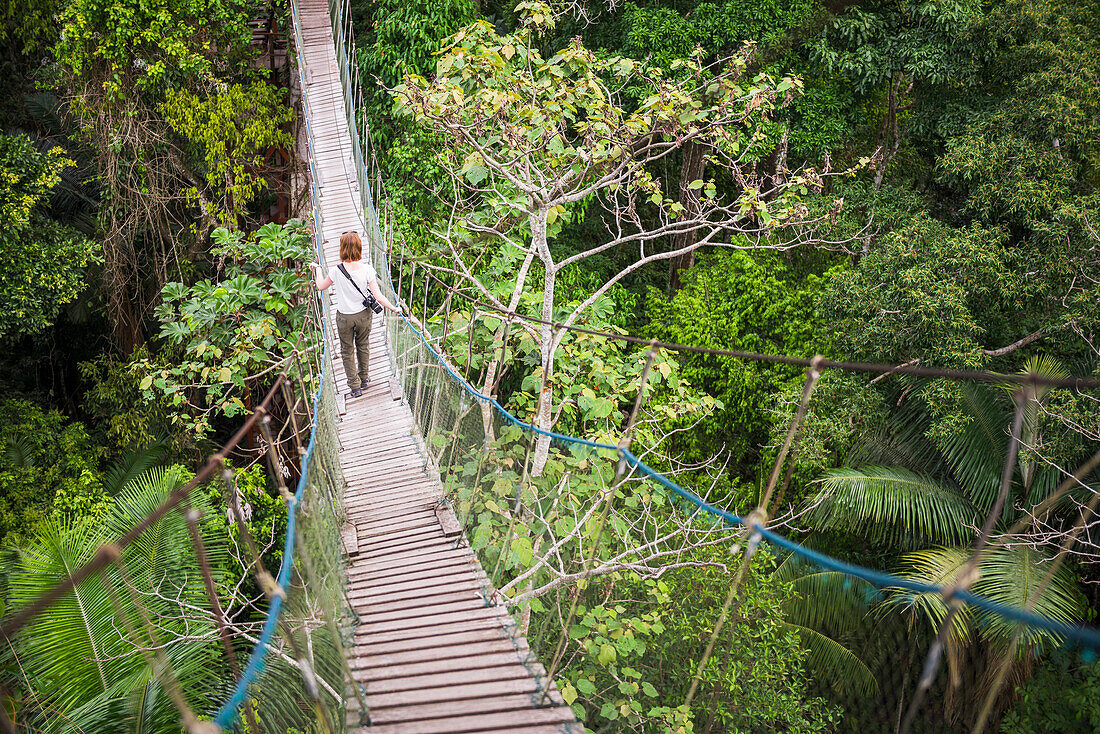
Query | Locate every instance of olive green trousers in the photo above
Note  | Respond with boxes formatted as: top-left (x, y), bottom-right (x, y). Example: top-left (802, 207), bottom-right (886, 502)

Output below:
top-left (336, 309), bottom-right (372, 391)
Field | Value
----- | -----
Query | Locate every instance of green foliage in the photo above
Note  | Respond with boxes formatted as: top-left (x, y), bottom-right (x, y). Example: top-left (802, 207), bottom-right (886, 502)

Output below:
top-left (0, 399), bottom-right (104, 548)
top-left (806, 377), bottom-right (1089, 650)
top-left (1000, 652), bottom-right (1100, 733)
top-left (133, 221), bottom-right (317, 438)
top-left (776, 557), bottom-right (881, 698)
top-left (216, 462), bottom-right (287, 593)
top-left (933, 0), bottom-right (1100, 361)
top-left (819, 215), bottom-right (1014, 369)
top-left (160, 82), bottom-right (294, 225)
top-left (938, 0), bottom-right (1100, 233)
top-left (79, 348), bottom-right (180, 455)
top-left (619, 0), bottom-right (817, 67)
top-left (646, 250), bottom-right (828, 479)
top-left (0, 0), bottom-right (60, 56)
top-left (554, 553), bottom-right (841, 732)
top-left (0, 134), bottom-right (99, 339)
top-left (52, 0), bottom-right (285, 348)
top-left (55, 0), bottom-right (252, 102)
top-left (394, 13), bottom-right (798, 221)
top-left (809, 0), bottom-right (980, 94)
top-left (357, 0), bottom-right (477, 125)
top-left (1, 465), bottom-right (229, 732)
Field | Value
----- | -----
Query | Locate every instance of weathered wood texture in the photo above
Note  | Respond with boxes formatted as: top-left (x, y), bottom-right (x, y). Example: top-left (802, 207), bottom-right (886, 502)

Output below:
top-left (296, 1), bottom-right (582, 731)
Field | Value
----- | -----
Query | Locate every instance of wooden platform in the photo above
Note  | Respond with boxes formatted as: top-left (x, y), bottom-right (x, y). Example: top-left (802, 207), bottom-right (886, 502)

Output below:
top-left (295, 1), bottom-right (583, 731)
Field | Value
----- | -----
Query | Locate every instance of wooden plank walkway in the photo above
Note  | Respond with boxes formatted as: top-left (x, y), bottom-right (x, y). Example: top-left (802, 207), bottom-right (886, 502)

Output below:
top-left (295, 1), bottom-right (583, 731)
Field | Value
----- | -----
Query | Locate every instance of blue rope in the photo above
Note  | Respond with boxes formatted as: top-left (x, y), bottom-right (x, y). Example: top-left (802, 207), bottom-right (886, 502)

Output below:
top-left (213, 307), bottom-right (329, 728)
top-left (385, 282), bottom-right (1100, 651)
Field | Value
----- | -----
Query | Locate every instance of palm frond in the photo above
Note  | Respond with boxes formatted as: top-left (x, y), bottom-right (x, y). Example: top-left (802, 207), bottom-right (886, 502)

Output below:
top-left (6, 518), bottom-right (125, 721)
top-left (100, 443), bottom-right (171, 497)
top-left (807, 467), bottom-right (977, 547)
top-left (848, 396), bottom-right (939, 472)
top-left (972, 546), bottom-right (1085, 651)
top-left (782, 567), bottom-right (877, 637)
top-left (882, 547), bottom-right (975, 646)
top-left (1017, 355), bottom-right (1070, 503)
top-left (4, 435), bottom-right (36, 468)
top-left (7, 474), bottom-right (234, 732)
top-left (1017, 355), bottom-right (1068, 404)
top-left (939, 384), bottom-right (1008, 512)
top-left (782, 622), bottom-right (880, 698)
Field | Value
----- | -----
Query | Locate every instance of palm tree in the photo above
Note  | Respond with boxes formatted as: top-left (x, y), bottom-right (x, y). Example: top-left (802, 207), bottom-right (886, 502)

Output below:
top-left (797, 358), bottom-right (1090, 727)
top-left (1, 466), bottom-right (231, 733)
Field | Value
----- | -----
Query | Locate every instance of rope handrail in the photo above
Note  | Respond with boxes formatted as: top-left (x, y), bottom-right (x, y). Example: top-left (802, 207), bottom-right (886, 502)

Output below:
top-left (213, 311), bottom-right (331, 729)
top-left (406, 265), bottom-right (1100, 391)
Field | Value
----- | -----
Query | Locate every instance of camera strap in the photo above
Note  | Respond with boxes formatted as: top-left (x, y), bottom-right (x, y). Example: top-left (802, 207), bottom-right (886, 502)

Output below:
top-left (337, 263), bottom-right (376, 305)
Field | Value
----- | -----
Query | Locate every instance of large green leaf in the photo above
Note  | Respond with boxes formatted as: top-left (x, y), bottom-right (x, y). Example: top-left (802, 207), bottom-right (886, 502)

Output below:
top-left (938, 384), bottom-right (1008, 513)
top-left (776, 554), bottom-right (878, 635)
top-left (807, 466), bottom-right (977, 546)
top-left (882, 546), bottom-right (976, 646)
top-left (884, 545), bottom-right (1085, 651)
top-left (6, 467), bottom-right (231, 731)
top-left (972, 546), bottom-right (1085, 650)
top-left (6, 518), bottom-right (122, 720)
top-left (100, 442), bottom-right (170, 497)
top-left (783, 622), bottom-right (880, 698)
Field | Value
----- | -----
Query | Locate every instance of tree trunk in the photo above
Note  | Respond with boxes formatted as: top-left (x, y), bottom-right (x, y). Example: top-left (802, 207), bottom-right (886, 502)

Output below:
top-left (480, 242), bottom-right (540, 438)
top-left (530, 209), bottom-right (555, 477)
top-left (773, 125), bottom-right (789, 187)
top-left (668, 139), bottom-right (707, 292)
top-left (479, 328), bottom-right (503, 442)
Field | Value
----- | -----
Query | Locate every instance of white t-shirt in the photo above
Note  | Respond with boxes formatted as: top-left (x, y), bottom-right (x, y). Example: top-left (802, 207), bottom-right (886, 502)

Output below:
top-left (328, 261), bottom-right (378, 315)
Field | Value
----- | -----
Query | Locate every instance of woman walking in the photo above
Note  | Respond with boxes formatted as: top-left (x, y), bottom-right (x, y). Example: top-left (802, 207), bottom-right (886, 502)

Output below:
top-left (309, 231), bottom-right (400, 398)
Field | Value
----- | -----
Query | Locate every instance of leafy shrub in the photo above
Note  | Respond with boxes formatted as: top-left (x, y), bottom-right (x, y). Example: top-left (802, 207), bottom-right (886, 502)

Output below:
top-left (0, 398), bottom-right (104, 546)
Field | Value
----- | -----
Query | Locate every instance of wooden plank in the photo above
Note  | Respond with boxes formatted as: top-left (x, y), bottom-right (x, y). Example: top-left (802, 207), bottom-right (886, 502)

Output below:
top-left (348, 550), bottom-right (475, 579)
top-left (360, 706), bottom-right (577, 734)
top-left (368, 678), bottom-right (541, 711)
top-left (351, 625), bottom-right (514, 657)
top-left (435, 502), bottom-right (463, 538)
top-left (341, 522), bottom-right (359, 556)
top-left (353, 650), bottom-right (528, 681)
top-left (355, 607), bottom-right (512, 636)
top-left (347, 510), bottom-right (439, 534)
top-left (358, 525), bottom-right (442, 550)
top-left (347, 590), bottom-right (487, 617)
top-left (358, 597), bottom-right (489, 625)
top-left (357, 541), bottom-right (460, 567)
top-left (365, 663), bottom-right (530, 695)
top-left (348, 514), bottom-right (436, 540)
top-left (463, 726), bottom-right (586, 734)
top-left (349, 578), bottom-right (483, 606)
top-left (349, 483), bottom-right (439, 505)
top-left (348, 564), bottom-right (477, 593)
top-left (369, 691), bottom-right (549, 724)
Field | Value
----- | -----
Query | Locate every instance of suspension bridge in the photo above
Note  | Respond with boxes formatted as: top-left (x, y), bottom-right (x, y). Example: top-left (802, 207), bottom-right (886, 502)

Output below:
top-left (2, 0), bottom-right (1100, 732)
top-left (296, 0), bottom-right (581, 730)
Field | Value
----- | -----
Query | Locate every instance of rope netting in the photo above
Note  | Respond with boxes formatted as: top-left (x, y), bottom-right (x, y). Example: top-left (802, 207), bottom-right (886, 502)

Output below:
top-left (325, 0), bottom-right (1100, 728)
top-left (369, 251), bottom-right (1100, 733)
